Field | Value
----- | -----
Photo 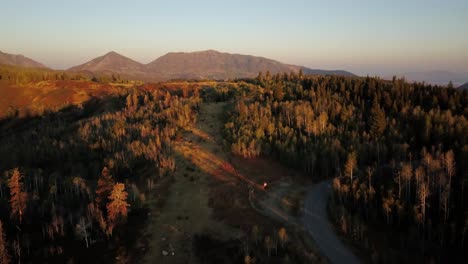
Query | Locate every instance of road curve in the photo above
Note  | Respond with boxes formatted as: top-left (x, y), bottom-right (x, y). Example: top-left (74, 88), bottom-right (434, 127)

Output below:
top-left (302, 180), bottom-right (360, 264)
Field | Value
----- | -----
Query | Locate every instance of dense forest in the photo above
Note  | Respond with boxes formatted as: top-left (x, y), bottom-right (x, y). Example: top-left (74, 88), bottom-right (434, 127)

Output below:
top-left (0, 86), bottom-right (199, 262)
top-left (222, 72), bottom-right (468, 262)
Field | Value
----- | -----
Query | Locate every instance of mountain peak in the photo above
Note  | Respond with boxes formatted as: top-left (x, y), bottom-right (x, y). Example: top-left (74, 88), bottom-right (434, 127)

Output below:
top-left (104, 51), bottom-right (121, 57)
top-left (68, 51), bottom-right (144, 73)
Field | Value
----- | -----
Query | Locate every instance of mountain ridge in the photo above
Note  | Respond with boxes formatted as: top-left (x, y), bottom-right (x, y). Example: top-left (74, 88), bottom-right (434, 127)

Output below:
top-left (69, 50), bottom-right (354, 80)
top-left (0, 50), bottom-right (48, 69)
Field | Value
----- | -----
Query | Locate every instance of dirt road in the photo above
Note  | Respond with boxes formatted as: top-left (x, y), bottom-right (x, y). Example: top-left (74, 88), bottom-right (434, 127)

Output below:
top-left (302, 180), bottom-right (360, 264)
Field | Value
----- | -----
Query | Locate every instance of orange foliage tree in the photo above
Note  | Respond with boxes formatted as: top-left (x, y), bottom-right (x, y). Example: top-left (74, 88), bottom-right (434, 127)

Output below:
top-left (7, 168), bottom-right (27, 224)
top-left (95, 167), bottom-right (115, 207)
top-left (106, 183), bottom-right (130, 235)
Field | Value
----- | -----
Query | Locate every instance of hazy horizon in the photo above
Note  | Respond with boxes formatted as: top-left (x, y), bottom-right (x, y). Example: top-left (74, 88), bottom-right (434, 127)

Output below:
top-left (1, 0), bottom-right (468, 78)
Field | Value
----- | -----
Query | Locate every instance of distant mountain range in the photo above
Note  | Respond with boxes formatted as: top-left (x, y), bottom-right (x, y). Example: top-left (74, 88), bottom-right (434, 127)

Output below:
top-left (67, 50), bottom-right (354, 80)
top-left (398, 71), bottom-right (468, 87)
top-left (0, 50), bottom-right (48, 69)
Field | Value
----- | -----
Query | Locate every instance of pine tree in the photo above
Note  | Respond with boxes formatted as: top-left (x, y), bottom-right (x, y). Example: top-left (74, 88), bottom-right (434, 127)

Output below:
top-left (0, 221), bottom-right (10, 264)
top-left (7, 168), bottom-right (27, 224)
top-left (106, 183), bottom-right (130, 235)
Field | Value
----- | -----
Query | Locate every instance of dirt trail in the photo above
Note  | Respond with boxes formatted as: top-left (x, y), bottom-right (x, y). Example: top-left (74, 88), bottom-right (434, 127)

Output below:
top-left (143, 102), bottom-right (241, 264)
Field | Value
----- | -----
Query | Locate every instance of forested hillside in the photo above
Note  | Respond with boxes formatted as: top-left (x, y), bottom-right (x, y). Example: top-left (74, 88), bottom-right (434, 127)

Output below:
top-left (0, 87), bottom-right (199, 262)
top-left (222, 72), bottom-right (468, 262)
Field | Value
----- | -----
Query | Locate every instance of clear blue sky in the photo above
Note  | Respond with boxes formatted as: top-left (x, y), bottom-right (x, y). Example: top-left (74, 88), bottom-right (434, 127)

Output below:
top-left (1, 0), bottom-right (467, 76)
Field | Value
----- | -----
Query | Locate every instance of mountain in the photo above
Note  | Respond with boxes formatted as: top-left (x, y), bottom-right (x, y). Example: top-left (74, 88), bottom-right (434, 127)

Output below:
top-left (146, 50), bottom-right (354, 80)
top-left (68, 51), bottom-right (146, 77)
top-left (458, 82), bottom-right (468, 90)
top-left (69, 50), bottom-right (353, 81)
top-left (399, 71), bottom-right (468, 86)
top-left (0, 50), bottom-right (48, 68)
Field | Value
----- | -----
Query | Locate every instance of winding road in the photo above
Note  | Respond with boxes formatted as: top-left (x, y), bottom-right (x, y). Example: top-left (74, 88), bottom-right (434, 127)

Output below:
top-left (302, 180), bottom-right (360, 264)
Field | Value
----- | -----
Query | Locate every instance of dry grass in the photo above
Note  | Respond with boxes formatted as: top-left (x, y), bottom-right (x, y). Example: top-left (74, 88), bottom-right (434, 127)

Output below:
top-left (0, 80), bottom-right (120, 117)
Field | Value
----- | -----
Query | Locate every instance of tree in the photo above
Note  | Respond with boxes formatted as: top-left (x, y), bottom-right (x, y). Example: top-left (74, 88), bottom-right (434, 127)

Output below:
top-left (278, 227), bottom-right (288, 248)
top-left (264, 236), bottom-right (273, 257)
top-left (418, 181), bottom-right (430, 228)
top-left (344, 151), bottom-right (357, 182)
top-left (442, 150), bottom-right (456, 220)
top-left (401, 163), bottom-right (412, 200)
top-left (106, 183), bottom-right (130, 235)
top-left (0, 221), bottom-right (10, 264)
top-left (75, 217), bottom-right (91, 248)
top-left (370, 100), bottom-right (386, 137)
top-left (370, 100), bottom-right (386, 164)
top-left (251, 225), bottom-right (261, 245)
top-left (95, 167), bottom-right (114, 207)
top-left (447, 81), bottom-right (454, 89)
top-left (7, 168), bottom-right (27, 223)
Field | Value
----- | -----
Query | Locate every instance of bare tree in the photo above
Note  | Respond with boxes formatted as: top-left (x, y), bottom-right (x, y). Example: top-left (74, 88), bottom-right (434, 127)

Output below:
top-left (418, 181), bottom-right (430, 228)
top-left (75, 217), bottom-right (91, 248)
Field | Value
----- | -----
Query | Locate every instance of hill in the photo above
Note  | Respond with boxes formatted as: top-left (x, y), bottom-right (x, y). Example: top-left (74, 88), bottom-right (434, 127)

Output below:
top-left (69, 50), bottom-right (354, 80)
top-left (0, 50), bottom-right (48, 68)
top-left (68, 51), bottom-right (146, 77)
top-left (458, 82), bottom-right (468, 90)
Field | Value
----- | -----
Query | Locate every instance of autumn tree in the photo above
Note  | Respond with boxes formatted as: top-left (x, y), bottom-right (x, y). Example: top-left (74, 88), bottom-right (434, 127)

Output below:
top-left (106, 183), bottom-right (130, 235)
top-left (0, 221), bottom-right (10, 264)
top-left (278, 227), bottom-right (288, 248)
top-left (344, 151), bottom-right (357, 182)
top-left (401, 163), bottom-right (412, 200)
top-left (7, 168), bottom-right (27, 223)
top-left (95, 167), bottom-right (115, 207)
top-left (370, 100), bottom-right (386, 137)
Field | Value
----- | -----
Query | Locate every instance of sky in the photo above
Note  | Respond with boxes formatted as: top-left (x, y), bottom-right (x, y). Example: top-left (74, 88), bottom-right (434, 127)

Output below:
top-left (1, 0), bottom-right (467, 76)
